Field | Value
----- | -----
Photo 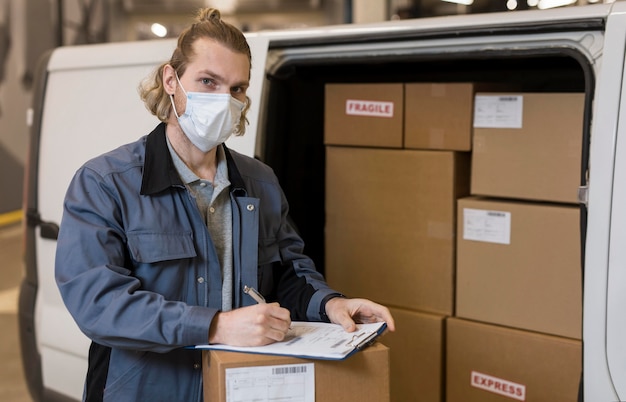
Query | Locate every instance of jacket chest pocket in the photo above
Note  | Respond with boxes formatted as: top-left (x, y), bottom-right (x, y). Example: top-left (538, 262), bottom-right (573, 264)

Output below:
top-left (127, 231), bottom-right (197, 263)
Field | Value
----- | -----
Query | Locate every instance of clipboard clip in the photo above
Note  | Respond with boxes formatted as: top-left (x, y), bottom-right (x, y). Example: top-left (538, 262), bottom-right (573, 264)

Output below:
top-left (347, 331), bottom-right (379, 350)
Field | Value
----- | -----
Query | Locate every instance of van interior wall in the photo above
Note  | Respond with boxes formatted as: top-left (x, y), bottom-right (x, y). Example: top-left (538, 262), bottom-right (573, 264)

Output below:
top-left (262, 52), bottom-right (587, 277)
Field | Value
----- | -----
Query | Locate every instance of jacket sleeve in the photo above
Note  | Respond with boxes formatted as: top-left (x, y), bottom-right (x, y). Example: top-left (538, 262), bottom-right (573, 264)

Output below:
top-left (55, 165), bottom-right (216, 353)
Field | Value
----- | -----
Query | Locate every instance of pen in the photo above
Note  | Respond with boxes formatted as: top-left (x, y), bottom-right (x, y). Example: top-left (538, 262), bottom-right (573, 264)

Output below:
top-left (243, 285), bottom-right (266, 304)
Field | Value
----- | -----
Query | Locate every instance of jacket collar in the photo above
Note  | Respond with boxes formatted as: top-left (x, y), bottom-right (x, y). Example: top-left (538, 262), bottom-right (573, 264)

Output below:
top-left (140, 122), bottom-right (247, 196)
top-left (223, 143), bottom-right (247, 197)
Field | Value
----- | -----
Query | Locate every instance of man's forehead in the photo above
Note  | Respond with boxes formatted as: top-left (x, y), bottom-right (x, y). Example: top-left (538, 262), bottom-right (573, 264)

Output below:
top-left (189, 38), bottom-right (249, 67)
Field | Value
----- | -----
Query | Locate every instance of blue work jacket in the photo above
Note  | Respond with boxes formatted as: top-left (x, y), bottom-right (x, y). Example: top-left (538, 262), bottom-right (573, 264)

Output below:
top-left (55, 123), bottom-right (339, 402)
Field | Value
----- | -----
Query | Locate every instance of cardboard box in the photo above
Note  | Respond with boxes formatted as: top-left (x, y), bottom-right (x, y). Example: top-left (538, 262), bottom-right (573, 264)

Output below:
top-left (324, 83), bottom-right (404, 148)
top-left (446, 317), bottom-right (582, 402)
top-left (404, 83), bottom-right (476, 151)
top-left (325, 146), bottom-right (470, 314)
top-left (383, 308), bottom-right (445, 402)
top-left (203, 342), bottom-right (390, 402)
top-left (471, 92), bottom-right (584, 203)
top-left (456, 197), bottom-right (582, 339)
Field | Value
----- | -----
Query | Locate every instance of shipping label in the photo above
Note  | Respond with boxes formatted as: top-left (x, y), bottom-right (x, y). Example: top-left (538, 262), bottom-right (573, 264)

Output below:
top-left (463, 208), bottom-right (511, 245)
top-left (225, 363), bottom-right (315, 402)
top-left (345, 99), bottom-right (394, 118)
top-left (473, 95), bottom-right (523, 128)
top-left (471, 370), bottom-right (526, 401)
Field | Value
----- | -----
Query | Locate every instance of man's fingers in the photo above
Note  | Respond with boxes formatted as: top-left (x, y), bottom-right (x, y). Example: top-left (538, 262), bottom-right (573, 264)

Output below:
top-left (210, 303), bottom-right (293, 346)
top-left (253, 303), bottom-right (291, 342)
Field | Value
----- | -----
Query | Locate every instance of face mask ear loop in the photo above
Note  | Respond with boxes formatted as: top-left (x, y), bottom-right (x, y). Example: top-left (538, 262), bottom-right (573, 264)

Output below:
top-left (169, 95), bottom-right (180, 119)
top-left (170, 72), bottom-right (187, 119)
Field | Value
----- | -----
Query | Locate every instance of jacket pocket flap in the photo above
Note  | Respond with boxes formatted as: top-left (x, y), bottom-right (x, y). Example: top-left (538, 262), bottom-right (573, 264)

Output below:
top-left (127, 231), bottom-right (196, 263)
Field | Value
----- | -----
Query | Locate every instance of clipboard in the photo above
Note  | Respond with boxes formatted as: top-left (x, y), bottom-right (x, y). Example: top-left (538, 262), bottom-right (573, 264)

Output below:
top-left (191, 321), bottom-right (387, 360)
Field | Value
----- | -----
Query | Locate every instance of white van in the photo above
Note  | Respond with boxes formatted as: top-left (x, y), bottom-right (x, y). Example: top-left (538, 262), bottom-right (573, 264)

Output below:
top-left (18, 3), bottom-right (626, 401)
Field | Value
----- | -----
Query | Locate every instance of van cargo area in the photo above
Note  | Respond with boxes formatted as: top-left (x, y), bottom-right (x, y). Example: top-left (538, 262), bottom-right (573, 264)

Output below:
top-left (260, 49), bottom-right (588, 275)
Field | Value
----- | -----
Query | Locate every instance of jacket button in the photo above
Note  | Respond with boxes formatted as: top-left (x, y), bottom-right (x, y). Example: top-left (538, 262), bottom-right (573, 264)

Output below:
top-left (197, 277), bottom-right (205, 284)
top-left (247, 204), bottom-right (255, 211)
top-left (193, 363), bottom-right (201, 370)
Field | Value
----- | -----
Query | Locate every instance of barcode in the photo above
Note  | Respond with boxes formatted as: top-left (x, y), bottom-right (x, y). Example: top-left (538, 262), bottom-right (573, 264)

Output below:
top-left (272, 365), bottom-right (308, 375)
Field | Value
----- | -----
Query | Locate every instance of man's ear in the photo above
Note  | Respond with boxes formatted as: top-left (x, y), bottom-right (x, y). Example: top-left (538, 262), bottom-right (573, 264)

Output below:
top-left (163, 64), bottom-right (177, 96)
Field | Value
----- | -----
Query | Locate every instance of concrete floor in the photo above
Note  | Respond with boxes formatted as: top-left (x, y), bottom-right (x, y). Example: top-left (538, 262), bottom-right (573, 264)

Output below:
top-left (0, 222), bottom-right (33, 401)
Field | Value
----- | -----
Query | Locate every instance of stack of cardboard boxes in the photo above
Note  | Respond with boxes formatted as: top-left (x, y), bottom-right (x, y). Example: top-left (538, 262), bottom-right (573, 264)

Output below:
top-left (451, 92), bottom-right (583, 402)
top-left (324, 83), bottom-right (584, 401)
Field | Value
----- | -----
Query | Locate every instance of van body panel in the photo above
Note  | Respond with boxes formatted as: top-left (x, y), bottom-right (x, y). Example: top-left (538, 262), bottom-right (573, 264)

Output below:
top-left (602, 3), bottom-right (626, 400)
top-left (35, 56), bottom-right (165, 401)
top-left (47, 39), bottom-right (176, 71)
top-left (253, 4), bottom-right (610, 48)
top-left (578, 3), bottom-right (626, 401)
top-left (20, 4), bottom-right (626, 401)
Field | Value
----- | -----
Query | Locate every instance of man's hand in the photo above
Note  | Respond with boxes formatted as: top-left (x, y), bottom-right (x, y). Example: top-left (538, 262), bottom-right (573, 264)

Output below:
top-left (325, 297), bottom-right (396, 333)
top-left (208, 303), bottom-right (291, 346)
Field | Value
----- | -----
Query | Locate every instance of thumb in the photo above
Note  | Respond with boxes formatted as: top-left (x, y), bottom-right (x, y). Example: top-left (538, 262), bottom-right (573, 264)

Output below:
top-left (335, 312), bottom-right (357, 333)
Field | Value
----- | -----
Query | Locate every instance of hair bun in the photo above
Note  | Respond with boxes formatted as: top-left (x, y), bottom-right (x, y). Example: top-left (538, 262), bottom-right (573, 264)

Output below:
top-left (197, 8), bottom-right (221, 23)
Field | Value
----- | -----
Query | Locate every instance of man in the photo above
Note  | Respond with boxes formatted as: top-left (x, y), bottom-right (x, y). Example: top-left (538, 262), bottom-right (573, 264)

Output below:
top-left (55, 7), bottom-right (395, 402)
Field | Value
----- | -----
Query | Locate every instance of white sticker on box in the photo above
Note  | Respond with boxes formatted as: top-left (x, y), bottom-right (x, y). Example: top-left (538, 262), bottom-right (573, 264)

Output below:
top-left (471, 370), bottom-right (526, 401)
top-left (345, 99), bottom-right (394, 118)
top-left (463, 208), bottom-right (511, 245)
top-left (225, 363), bottom-right (315, 402)
top-left (473, 95), bottom-right (523, 128)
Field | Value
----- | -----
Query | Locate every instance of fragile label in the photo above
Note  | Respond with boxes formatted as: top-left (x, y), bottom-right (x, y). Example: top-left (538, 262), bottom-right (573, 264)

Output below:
top-left (345, 99), bottom-right (394, 118)
top-left (473, 95), bottom-right (523, 128)
top-left (463, 208), bottom-right (511, 245)
top-left (471, 371), bottom-right (526, 401)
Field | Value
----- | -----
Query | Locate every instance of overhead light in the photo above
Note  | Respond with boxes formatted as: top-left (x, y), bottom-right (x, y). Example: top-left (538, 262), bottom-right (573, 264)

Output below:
top-left (507, 0), bottom-right (518, 9)
top-left (537, 0), bottom-right (576, 9)
top-left (441, 0), bottom-right (474, 5)
top-left (151, 23), bottom-right (167, 38)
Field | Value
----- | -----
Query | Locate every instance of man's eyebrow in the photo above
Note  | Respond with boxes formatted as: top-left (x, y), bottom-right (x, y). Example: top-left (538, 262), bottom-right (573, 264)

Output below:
top-left (197, 69), bottom-right (249, 88)
top-left (233, 80), bottom-right (250, 88)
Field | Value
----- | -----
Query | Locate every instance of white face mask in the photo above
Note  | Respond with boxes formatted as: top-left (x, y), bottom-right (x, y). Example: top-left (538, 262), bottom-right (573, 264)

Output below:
top-left (170, 74), bottom-right (245, 152)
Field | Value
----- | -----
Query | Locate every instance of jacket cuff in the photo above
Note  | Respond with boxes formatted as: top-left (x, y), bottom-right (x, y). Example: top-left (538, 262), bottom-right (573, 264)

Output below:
top-left (319, 293), bottom-right (346, 323)
top-left (183, 306), bottom-right (219, 345)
